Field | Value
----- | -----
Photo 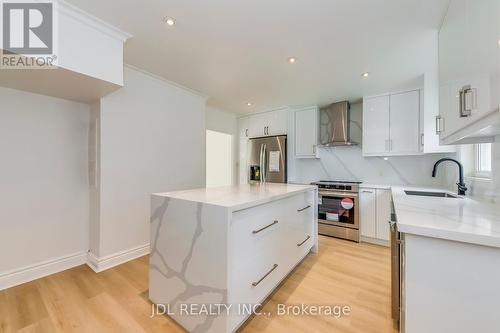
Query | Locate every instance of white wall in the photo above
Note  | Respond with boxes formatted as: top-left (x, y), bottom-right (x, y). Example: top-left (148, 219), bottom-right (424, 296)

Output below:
top-left (0, 87), bottom-right (90, 276)
top-left (93, 66), bottom-right (207, 258)
top-left (205, 106), bottom-right (238, 185)
top-left (288, 103), bottom-right (455, 186)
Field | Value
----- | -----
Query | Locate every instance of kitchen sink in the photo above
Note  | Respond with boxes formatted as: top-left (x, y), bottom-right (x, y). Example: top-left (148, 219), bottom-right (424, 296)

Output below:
top-left (404, 190), bottom-right (460, 198)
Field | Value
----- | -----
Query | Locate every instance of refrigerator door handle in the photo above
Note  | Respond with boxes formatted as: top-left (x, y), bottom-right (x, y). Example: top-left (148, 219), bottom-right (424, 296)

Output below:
top-left (259, 144), bottom-right (264, 183)
top-left (262, 144), bottom-right (267, 183)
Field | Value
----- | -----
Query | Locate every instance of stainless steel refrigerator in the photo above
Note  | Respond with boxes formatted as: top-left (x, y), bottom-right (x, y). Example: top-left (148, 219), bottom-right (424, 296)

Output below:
top-left (248, 135), bottom-right (287, 184)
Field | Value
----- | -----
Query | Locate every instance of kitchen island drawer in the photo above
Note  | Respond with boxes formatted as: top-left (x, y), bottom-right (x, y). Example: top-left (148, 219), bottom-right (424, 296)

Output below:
top-left (228, 254), bottom-right (290, 330)
top-left (229, 193), bottom-right (308, 268)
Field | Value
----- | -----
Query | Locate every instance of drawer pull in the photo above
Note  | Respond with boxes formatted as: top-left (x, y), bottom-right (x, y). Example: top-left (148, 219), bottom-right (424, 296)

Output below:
top-left (297, 205), bottom-right (311, 212)
top-left (252, 264), bottom-right (278, 287)
top-left (252, 220), bottom-right (278, 234)
top-left (297, 235), bottom-right (311, 247)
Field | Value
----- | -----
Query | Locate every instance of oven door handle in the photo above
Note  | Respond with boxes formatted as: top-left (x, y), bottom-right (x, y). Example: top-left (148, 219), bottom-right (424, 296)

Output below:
top-left (319, 191), bottom-right (358, 198)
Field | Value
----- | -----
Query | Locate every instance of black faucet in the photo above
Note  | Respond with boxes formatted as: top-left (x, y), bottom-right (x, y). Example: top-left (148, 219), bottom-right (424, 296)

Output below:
top-left (432, 158), bottom-right (467, 196)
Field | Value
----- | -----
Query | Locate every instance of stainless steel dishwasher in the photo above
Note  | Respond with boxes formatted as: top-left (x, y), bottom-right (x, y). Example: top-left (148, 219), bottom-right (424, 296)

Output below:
top-left (389, 201), bottom-right (405, 332)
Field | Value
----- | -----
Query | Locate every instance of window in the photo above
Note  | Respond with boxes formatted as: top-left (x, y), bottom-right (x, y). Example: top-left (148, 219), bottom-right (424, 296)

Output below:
top-left (473, 143), bottom-right (492, 178)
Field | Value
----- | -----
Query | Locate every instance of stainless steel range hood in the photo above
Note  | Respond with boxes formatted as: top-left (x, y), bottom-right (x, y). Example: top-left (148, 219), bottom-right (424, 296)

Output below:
top-left (319, 101), bottom-right (358, 147)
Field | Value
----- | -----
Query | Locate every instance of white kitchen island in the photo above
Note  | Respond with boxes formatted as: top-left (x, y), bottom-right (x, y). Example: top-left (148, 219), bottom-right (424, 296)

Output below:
top-left (149, 183), bottom-right (318, 333)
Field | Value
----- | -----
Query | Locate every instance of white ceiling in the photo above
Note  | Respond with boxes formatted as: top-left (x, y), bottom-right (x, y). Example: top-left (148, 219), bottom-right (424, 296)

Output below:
top-left (66, 0), bottom-right (450, 113)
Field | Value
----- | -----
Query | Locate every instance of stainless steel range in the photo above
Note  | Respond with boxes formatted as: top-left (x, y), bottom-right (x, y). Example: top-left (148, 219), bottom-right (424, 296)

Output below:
top-left (311, 181), bottom-right (361, 242)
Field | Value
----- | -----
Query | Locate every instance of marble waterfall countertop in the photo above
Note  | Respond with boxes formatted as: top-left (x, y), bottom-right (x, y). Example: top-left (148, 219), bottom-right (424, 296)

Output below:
top-left (392, 186), bottom-right (500, 248)
top-left (153, 183), bottom-right (317, 211)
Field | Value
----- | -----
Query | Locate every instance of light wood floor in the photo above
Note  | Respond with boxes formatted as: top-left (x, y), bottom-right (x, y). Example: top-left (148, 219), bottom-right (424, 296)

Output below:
top-left (0, 236), bottom-right (397, 333)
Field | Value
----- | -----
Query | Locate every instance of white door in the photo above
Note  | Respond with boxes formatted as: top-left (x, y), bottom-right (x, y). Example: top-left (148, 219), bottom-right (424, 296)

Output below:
top-left (375, 189), bottom-right (391, 241)
top-left (267, 109), bottom-right (288, 135)
top-left (206, 130), bottom-right (233, 187)
top-left (390, 90), bottom-right (420, 154)
top-left (363, 96), bottom-right (390, 155)
top-left (359, 189), bottom-right (376, 239)
top-left (295, 107), bottom-right (318, 158)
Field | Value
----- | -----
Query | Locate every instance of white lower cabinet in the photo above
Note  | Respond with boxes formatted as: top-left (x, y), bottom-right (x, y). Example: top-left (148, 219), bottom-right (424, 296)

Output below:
top-left (228, 190), bottom-right (316, 331)
top-left (360, 188), bottom-right (391, 245)
top-left (360, 189), bottom-right (377, 238)
top-left (375, 189), bottom-right (391, 241)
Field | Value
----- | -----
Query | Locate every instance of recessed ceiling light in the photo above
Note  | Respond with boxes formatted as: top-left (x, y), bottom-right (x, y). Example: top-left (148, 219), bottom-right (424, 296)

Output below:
top-left (362, 72), bottom-right (370, 78)
top-left (247, 102), bottom-right (252, 107)
top-left (288, 57), bottom-right (297, 64)
top-left (163, 17), bottom-right (175, 26)
top-left (383, 157), bottom-right (389, 161)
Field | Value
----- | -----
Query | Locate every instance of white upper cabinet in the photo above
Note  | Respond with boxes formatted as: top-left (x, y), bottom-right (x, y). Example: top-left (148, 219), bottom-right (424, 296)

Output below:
top-left (267, 109), bottom-right (288, 135)
top-left (294, 107), bottom-right (318, 158)
top-left (439, 0), bottom-right (500, 144)
top-left (390, 90), bottom-right (420, 154)
top-left (362, 95), bottom-right (391, 155)
top-left (363, 90), bottom-right (425, 156)
top-left (422, 70), bottom-right (456, 153)
top-left (248, 112), bottom-right (268, 137)
top-left (238, 116), bottom-right (250, 138)
top-left (240, 109), bottom-right (288, 138)
top-left (0, 1), bottom-right (131, 103)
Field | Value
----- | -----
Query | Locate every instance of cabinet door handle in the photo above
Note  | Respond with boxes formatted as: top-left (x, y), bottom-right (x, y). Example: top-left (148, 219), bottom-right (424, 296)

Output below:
top-left (361, 190), bottom-right (374, 193)
top-left (389, 139), bottom-right (393, 151)
top-left (252, 264), bottom-right (278, 287)
top-left (252, 220), bottom-right (278, 234)
top-left (245, 129), bottom-right (248, 137)
top-left (297, 205), bottom-right (311, 212)
top-left (420, 133), bottom-right (424, 147)
top-left (459, 85), bottom-right (475, 117)
top-left (297, 235), bottom-right (311, 247)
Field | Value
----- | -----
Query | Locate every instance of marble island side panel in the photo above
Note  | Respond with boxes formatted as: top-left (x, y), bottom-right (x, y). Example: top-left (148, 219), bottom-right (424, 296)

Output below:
top-left (149, 195), bottom-right (229, 333)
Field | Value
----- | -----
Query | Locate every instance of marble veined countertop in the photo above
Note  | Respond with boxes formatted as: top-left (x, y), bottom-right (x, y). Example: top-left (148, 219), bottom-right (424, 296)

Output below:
top-left (153, 183), bottom-right (317, 211)
top-left (392, 186), bottom-right (500, 248)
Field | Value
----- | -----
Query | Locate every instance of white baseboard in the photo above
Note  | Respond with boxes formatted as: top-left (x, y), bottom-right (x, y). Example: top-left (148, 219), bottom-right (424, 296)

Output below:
top-left (0, 252), bottom-right (87, 291)
top-left (360, 236), bottom-right (390, 247)
top-left (87, 243), bottom-right (150, 273)
top-left (0, 244), bottom-right (151, 290)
